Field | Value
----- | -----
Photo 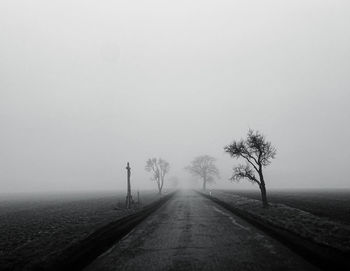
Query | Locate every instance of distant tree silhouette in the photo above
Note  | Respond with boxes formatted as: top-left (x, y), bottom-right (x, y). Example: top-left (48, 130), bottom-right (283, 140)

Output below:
top-left (186, 155), bottom-right (220, 190)
top-left (145, 158), bottom-right (170, 194)
top-left (224, 130), bottom-right (276, 208)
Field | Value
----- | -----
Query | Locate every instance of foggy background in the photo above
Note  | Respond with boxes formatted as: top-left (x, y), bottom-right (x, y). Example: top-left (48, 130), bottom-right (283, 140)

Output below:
top-left (1, 0), bottom-right (349, 193)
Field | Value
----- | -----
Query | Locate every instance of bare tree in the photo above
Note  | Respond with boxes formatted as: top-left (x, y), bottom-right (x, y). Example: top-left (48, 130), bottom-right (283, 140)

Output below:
top-left (185, 155), bottom-right (220, 190)
top-left (145, 158), bottom-right (170, 194)
top-left (224, 130), bottom-right (276, 208)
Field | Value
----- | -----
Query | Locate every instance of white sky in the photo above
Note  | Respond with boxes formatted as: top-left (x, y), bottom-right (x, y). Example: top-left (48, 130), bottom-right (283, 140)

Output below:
top-left (1, 0), bottom-right (350, 193)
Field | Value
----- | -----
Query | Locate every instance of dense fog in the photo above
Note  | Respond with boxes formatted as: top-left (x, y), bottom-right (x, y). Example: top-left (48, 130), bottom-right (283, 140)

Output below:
top-left (1, 0), bottom-right (350, 193)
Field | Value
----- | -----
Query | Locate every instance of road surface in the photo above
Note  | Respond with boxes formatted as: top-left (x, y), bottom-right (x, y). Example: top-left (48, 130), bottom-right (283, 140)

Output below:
top-left (85, 191), bottom-right (318, 271)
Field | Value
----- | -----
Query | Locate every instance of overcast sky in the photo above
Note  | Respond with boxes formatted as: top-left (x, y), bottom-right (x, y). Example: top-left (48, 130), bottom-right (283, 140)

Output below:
top-left (1, 0), bottom-right (350, 193)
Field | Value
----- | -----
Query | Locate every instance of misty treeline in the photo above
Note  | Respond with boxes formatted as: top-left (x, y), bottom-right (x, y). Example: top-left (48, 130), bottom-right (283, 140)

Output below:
top-left (145, 129), bottom-right (276, 207)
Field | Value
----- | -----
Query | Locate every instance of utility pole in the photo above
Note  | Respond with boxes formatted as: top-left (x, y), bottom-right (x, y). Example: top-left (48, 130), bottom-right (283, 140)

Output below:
top-left (125, 162), bottom-right (133, 209)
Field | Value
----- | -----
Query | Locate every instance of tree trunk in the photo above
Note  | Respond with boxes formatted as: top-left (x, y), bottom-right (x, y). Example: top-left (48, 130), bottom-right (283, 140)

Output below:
top-left (258, 168), bottom-right (269, 208)
top-left (159, 177), bottom-right (164, 195)
top-left (259, 183), bottom-right (268, 208)
top-left (202, 180), bottom-right (206, 190)
top-left (157, 178), bottom-right (162, 195)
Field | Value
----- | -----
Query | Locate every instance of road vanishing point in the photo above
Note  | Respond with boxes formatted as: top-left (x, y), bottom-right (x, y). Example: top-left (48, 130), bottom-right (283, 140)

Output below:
top-left (85, 190), bottom-right (318, 271)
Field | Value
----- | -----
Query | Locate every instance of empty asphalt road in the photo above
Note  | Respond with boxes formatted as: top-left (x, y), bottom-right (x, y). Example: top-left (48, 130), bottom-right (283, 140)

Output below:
top-left (85, 191), bottom-right (318, 271)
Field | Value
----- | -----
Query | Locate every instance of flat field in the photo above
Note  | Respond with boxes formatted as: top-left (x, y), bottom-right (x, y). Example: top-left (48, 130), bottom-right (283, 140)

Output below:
top-left (221, 189), bottom-right (350, 225)
top-left (0, 190), bottom-right (159, 270)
